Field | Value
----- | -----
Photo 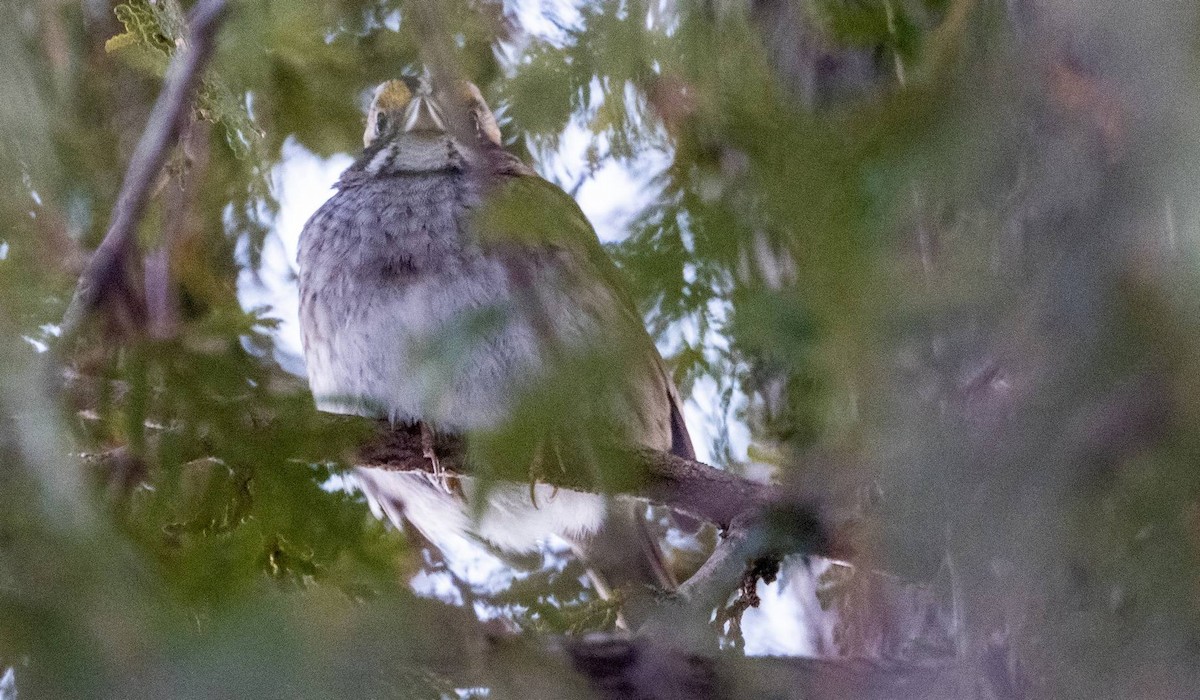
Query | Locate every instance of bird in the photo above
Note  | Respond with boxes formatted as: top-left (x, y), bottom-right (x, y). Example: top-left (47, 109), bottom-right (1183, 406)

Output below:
top-left (297, 74), bottom-right (695, 607)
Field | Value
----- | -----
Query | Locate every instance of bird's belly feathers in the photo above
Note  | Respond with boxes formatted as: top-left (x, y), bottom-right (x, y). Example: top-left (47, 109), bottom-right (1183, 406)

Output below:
top-left (300, 174), bottom-right (538, 429)
top-left (303, 258), bottom-right (541, 431)
top-left (355, 467), bottom-right (605, 555)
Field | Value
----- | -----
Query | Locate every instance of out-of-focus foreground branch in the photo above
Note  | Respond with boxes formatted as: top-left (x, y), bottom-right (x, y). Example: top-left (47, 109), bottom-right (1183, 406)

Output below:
top-left (58, 0), bottom-right (228, 339)
top-left (527, 633), bottom-right (964, 700)
top-left (354, 419), bottom-right (814, 536)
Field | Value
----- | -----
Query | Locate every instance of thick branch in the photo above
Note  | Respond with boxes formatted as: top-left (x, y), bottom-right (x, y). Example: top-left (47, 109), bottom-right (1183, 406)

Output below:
top-left (557, 634), bottom-right (966, 700)
top-left (354, 420), bottom-right (835, 553)
top-left (384, 585), bottom-right (966, 700)
top-left (60, 0), bottom-right (228, 337)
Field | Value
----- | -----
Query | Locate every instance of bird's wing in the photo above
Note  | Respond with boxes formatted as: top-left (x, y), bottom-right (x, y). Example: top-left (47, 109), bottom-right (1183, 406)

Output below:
top-left (471, 163), bottom-right (695, 600)
top-left (471, 163), bottom-right (695, 459)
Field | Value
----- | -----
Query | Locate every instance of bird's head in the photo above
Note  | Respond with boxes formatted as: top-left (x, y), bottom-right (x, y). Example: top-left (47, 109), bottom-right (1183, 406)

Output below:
top-left (364, 75), bottom-right (502, 149)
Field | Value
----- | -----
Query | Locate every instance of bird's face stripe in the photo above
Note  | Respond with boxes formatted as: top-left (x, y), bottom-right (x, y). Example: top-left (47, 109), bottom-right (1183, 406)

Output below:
top-left (381, 143), bottom-right (400, 174)
top-left (403, 96), bottom-right (447, 133)
top-left (366, 144), bottom-right (396, 175)
top-left (364, 76), bottom-right (504, 149)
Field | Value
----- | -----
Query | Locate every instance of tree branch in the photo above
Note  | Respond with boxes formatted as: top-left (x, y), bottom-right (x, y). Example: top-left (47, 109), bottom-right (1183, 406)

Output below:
top-left (59, 0), bottom-right (228, 338)
top-left (353, 419), bottom-right (837, 554)
top-left (556, 634), bottom-right (966, 700)
top-left (371, 584), bottom-right (966, 700)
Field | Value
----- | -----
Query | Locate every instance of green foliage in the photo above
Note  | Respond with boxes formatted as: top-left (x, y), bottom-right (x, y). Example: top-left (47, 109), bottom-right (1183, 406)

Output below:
top-left (105, 1), bottom-right (182, 75)
top-left (76, 312), bottom-right (407, 604)
top-left (811, 0), bottom-right (942, 63)
top-left (3, 0), bottom-right (1200, 696)
top-left (108, 0), bottom-right (262, 159)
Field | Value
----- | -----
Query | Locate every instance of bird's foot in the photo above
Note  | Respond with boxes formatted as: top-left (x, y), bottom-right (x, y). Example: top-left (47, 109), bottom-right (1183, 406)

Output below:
top-left (528, 443), bottom-right (543, 509)
top-left (527, 441), bottom-right (563, 509)
top-left (420, 422), bottom-right (453, 494)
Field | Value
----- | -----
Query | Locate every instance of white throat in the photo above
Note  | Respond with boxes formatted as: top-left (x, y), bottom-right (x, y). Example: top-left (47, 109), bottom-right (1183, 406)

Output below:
top-left (364, 133), bottom-right (478, 175)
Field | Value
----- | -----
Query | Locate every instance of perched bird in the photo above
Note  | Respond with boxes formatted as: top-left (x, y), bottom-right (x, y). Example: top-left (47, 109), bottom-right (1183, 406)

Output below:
top-left (297, 75), bottom-right (694, 602)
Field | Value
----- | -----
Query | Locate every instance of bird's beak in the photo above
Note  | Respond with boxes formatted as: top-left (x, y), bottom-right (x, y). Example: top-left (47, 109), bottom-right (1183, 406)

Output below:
top-left (403, 94), bottom-right (446, 134)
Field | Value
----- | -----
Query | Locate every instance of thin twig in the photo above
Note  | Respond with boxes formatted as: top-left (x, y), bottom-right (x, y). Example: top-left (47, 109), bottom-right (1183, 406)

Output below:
top-left (59, 0), bottom-right (229, 339)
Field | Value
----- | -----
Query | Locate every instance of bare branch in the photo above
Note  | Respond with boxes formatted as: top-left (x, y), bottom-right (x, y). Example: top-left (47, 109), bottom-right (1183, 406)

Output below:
top-left (557, 634), bottom-right (967, 700)
top-left (386, 588), bottom-right (966, 700)
top-left (59, 0), bottom-right (229, 338)
top-left (637, 514), bottom-right (768, 648)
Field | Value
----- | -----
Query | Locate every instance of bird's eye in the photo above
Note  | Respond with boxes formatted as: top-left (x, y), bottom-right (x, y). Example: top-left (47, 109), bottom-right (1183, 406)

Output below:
top-left (375, 113), bottom-right (390, 134)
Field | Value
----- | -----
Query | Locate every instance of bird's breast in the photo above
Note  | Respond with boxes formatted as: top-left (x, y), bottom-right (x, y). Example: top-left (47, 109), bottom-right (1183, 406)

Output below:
top-left (298, 172), bottom-right (541, 430)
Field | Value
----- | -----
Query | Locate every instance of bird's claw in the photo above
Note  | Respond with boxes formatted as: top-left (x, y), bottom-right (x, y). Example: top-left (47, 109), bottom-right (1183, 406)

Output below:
top-left (528, 443), bottom-right (543, 508)
top-left (420, 422), bottom-right (453, 494)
